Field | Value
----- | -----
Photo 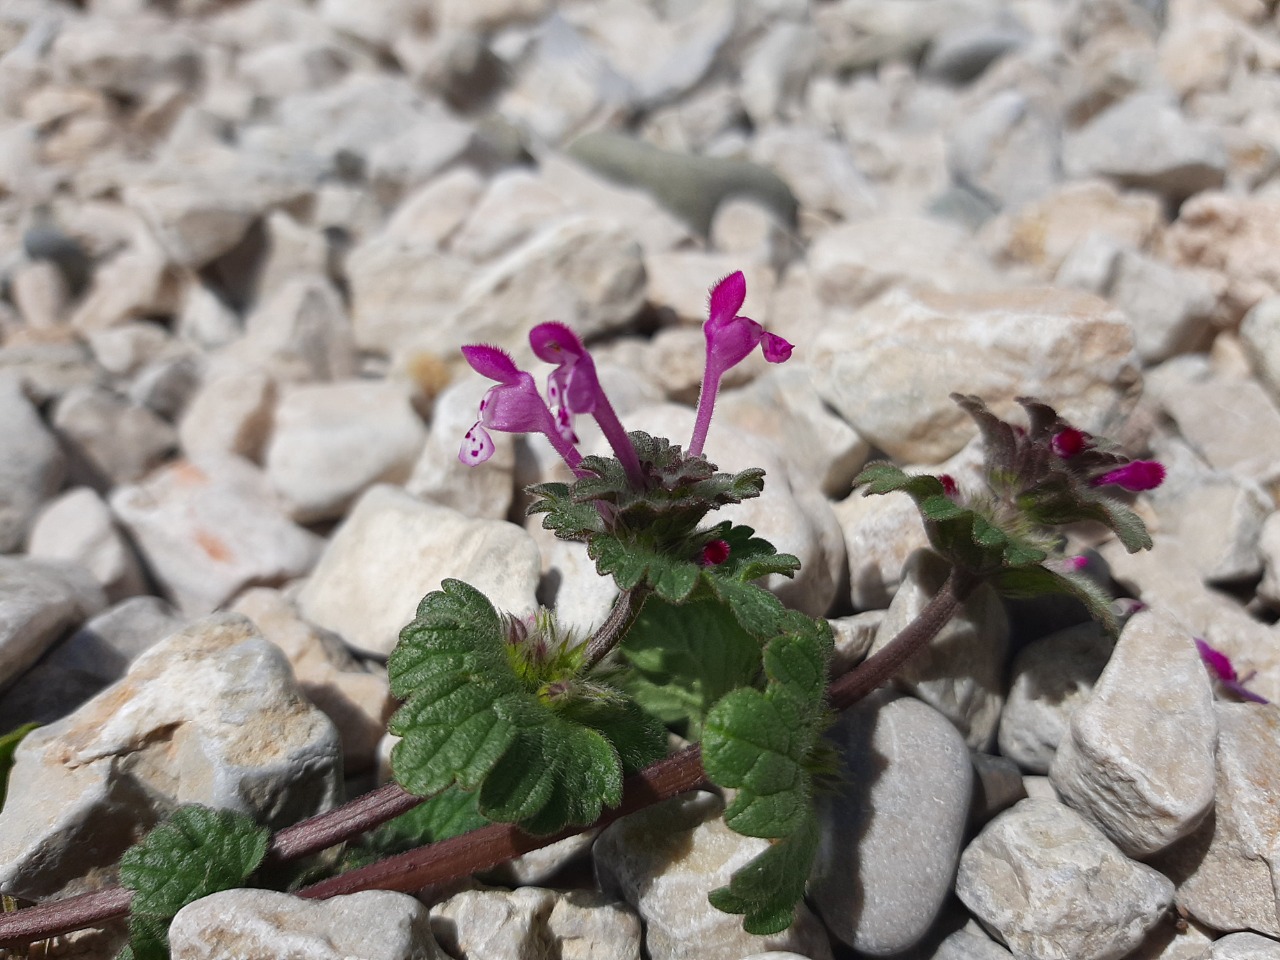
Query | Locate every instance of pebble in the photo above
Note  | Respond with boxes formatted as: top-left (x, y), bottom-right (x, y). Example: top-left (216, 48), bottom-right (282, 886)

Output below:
top-left (0, 555), bottom-right (105, 693)
top-left (0, 373), bottom-right (66, 552)
top-left (956, 798), bottom-right (1174, 960)
top-left (177, 361), bottom-right (277, 463)
top-left (236, 275), bottom-right (358, 384)
top-left (26, 486), bottom-right (145, 602)
top-left (1200, 933), bottom-right (1280, 960)
top-left (51, 384), bottom-right (177, 487)
top-left (1241, 296), bottom-right (1280, 403)
top-left (811, 692), bottom-right (973, 955)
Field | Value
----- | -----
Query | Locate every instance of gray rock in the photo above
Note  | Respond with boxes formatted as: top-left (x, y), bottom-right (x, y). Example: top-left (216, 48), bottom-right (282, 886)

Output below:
top-left (740, 23), bottom-right (818, 125)
top-left (169, 889), bottom-right (443, 960)
top-left (812, 693), bottom-right (973, 955)
top-left (594, 792), bottom-right (833, 960)
top-left (265, 379), bottom-right (427, 523)
top-left (828, 609), bottom-right (883, 678)
top-left (998, 621), bottom-right (1114, 774)
top-left (110, 456), bottom-right (324, 615)
top-left (129, 353), bottom-right (202, 421)
top-left (0, 612), bottom-right (340, 898)
top-left (177, 361), bottom-right (276, 463)
top-left (1259, 512), bottom-right (1280, 609)
top-left (431, 887), bottom-right (642, 960)
top-left (1050, 610), bottom-right (1217, 858)
top-left (1242, 295), bottom-right (1280, 404)
top-left (1064, 91), bottom-right (1227, 201)
top-left (0, 340), bottom-right (102, 406)
top-left (749, 126), bottom-right (879, 226)
top-left (957, 798), bottom-right (1174, 960)
top-left (948, 89), bottom-right (1061, 212)
top-left (0, 374), bottom-right (65, 552)
top-left (923, 20), bottom-right (1029, 84)
top-left (930, 928), bottom-right (1015, 959)
top-left (51, 384), bottom-right (176, 487)
top-left (812, 286), bottom-right (1140, 464)
top-left (26, 486), bottom-right (146, 602)
top-left (0, 556), bottom-right (106, 694)
top-left (49, 17), bottom-right (202, 98)
top-left (869, 550), bottom-right (1009, 749)
top-left (1156, 703), bottom-right (1280, 937)
top-left (1202, 933), bottom-right (1280, 960)
top-left (833, 489), bottom-right (931, 612)
top-left (295, 485), bottom-right (541, 657)
top-left (236, 275), bottom-right (357, 384)
top-left (970, 752), bottom-right (1028, 828)
top-left (815, 0), bottom-right (992, 72)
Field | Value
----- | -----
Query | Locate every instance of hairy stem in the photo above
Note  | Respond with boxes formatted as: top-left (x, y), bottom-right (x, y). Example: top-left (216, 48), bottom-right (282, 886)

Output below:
top-left (581, 587), bottom-right (650, 671)
top-left (0, 568), bottom-right (969, 950)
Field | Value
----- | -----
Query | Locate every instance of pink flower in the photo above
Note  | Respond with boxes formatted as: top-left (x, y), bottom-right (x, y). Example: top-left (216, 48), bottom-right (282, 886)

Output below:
top-left (1090, 460), bottom-right (1165, 492)
top-left (458, 344), bottom-right (584, 474)
top-left (688, 272), bottom-right (793, 457)
top-left (698, 539), bottom-right (731, 566)
top-left (1195, 637), bottom-right (1269, 704)
top-left (1051, 427), bottom-right (1090, 458)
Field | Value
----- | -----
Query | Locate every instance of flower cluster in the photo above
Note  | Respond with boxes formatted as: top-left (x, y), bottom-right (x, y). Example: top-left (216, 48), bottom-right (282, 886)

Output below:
top-left (460, 272), bottom-right (792, 484)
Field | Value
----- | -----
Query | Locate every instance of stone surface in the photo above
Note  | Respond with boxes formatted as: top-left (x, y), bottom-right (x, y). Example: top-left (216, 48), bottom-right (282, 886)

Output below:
top-left (833, 488), bottom-right (931, 612)
top-left (869, 550), bottom-right (1009, 749)
top-left (177, 361), bottom-right (277, 463)
top-left (812, 286), bottom-right (1140, 463)
top-left (957, 798), bottom-right (1174, 960)
top-left (237, 275), bottom-right (358, 384)
top-left (1242, 295), bottom-right (1280, 403)
top-left (0, 373), bottom-right (66, 552)
top-left (265, 379), bottom-right (427, 523)
top-left (1049, 610), bottom-right (1217, 857)
top-left (998, 621), bottom-right (1114, 774)
top-left (0, 556), bottom-right (106, 694)
top-left (26, 486), bottom-right (146, 602)
top-left (1201, 933), bottom-right (1280, 960)
top-left (0, 613), bottom-right (341, 898)
top-left (811, 692), bottom-right (973, 955)
top-left (930, 928), bottom-right (1015, 960)
top-left (52, 384), bottom-right (176, 487)
top-left (110, 457), bottom-right (324, 614)
top-left (594, 792), bottom-right (834, 960)
top-left (169, 889), bottom-right (444, 960)
top-left (295, 485), bottom-right (541, 657)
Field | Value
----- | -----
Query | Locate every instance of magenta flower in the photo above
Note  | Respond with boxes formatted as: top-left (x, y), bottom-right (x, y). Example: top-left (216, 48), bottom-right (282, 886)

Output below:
top-left (1090, 460), bottom-right (1165, 492)
top-left (1195, 637), bottom-right (1269, 704)
top-left (698, 539), bottom-right (731, 566)
top-left (1051, 427), bottom-right (1090, 459)
top-left (458, 344), bottom-right (585, 474)
top-left (688, 272), bottom-right (793, 458)
top-left (529, 322), bottom-right (644, 488)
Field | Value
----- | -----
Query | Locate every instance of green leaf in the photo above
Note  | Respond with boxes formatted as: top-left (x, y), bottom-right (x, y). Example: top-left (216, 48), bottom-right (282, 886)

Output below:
top-left (588, 536), bottom-right (702, 601)
top-left (119, 805), bottom-right (270, 959)
top-left (992, 565), bottom-right (1118, 635)
top-left (708, 811), bottom-right (820, 935)
top-left (0, 722), bottom-right (38, 811)
top-left (618, 598), bottom-right (762, 738)
top-left (526, 482), bottom-right (605, 541)
top-left (368, 786), bottom-right (490, 854)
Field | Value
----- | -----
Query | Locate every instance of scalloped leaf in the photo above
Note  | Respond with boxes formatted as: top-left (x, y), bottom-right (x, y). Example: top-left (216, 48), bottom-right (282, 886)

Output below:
top-left (588, 536), bottom-right (703, 601)
top-left (707, 811), bottom-right (820, 936)
top-left (992, 565), bottom-right (1118, 634)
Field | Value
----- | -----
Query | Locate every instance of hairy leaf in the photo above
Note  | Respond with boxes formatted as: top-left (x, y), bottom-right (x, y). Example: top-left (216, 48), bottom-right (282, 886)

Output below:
top-left (708, 811), bottom-right (820, 935)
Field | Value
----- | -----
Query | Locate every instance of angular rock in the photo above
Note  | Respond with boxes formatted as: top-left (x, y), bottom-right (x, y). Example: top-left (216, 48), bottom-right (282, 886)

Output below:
top-left (594, 792), bottom-right (834, 960)
top-left (1242, 295), bottom-right (1280, 404)
top-left (0, 556), bottom-right (106, 694)
top-left (265, 379), bottom-right (427, 523)
top-left (296, 485), bottom-right (541, 657)
top-left (998, 621), bottom-right (1114, 774)
top-left (948, 89), bottom-right (1061, 212)
top-left (52, 384), bottom-right (177, 487)
top-left (957, 798), bottom-right (1174, 960)
top-left (1050, 610), bottom-right (1217, 857)
top-left (812, 285), bottom-right (1140, 463)
top-left (450, 168), bottom-right (569, 262)
top-left (177, 361), bottom-right (276, 463)
top-left (0, 373), bottom-right (66, 552)
top-left (26, 486), bottom-right (146, 602)
top-left (0, 613), bottom-right (341, 898)
top-left (833, 489), bottom-right (931, 612)
top-left (1156, 703), bottom-right (1280, 937)
top-left (237, 275), bottom-right (357, 384)
top-left (169, 889), bottom-right (443, 960)
top-left (110, 457), bottom-right (324, 614)
top-left (869, 550), bottom-right (1009, 749)
top-left (812, 692), bottom-right (973, 955)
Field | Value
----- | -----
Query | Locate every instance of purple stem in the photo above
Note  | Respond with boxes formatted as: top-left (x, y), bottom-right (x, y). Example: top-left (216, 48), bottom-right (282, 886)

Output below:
top-left (687, 362), bottom-right (720, 459)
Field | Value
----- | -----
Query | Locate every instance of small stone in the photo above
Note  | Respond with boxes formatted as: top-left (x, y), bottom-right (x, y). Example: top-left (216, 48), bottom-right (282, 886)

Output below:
top-left (265, 379), bottom-right (427, 523)
top-left (957, 798), bottom-right (1174, 960)
top-left (450, 168), bottom-right (568, 262)
top-left (970, 752), bottom-right (1029, 829)
top-left (236, 275), bottom-right (357, 384)
top-left (1203, 933), bottom-right (1280, 959)
top-left (827, 609), bottom-right (883, 677)
top-left (10, 259), bottom-right (68, 328)
top-left (923, 19), bottom-right (1029, 84)
top-left (1241, 295), bottom-right (1280, 403)
top-left (869, 549), bottom-right (1009, 749)
top-left (832, 489), bottom-right (931, 612)
top-left (177, 361), bottom-right (276, 463)
top-left (740, 23), bottom-right (818, 125)
top-left (812, 285), bottom-right (1140, 464)
top-left (69, 229), bottom-right (181, 332)
top-left (0, 556), bottom-right (106, 694)
top-left (1155, 703), bottom-right (1280, 937)
top-left (0, 373), bottom-right (66, 552)
top-left (26, 486), bottom-right (146, 602)
top-left (930, 928), bottom-right (1015, 960)
top-left (175, 280), bottom-right (241, 349)
top-left (749, 126), bottom-right (878, 225)
top-left (52, 384), bottom-right (177, 487)
top-left (110, 457), bottom-right (324, 614)
top-left (998, 621), bottom-right (1114, 774)
top-left (1050, 610), bottom-right (1217, 857)
top-left (594, 792), bottom-right (834, 960)
top-left (49, 17), bottom-right (202, 99)
top-left (169, 889), bottom-right (443, 960)
top-left (812, 692), bottom-right (973, 955)
top-left (948, 89), bottom-right (1061, 212)
top-left (1259, 512), bottom-right (1280, 609)
top-left (295, 485), bottom-right (541, 657)
top-left (0, 612), bottom-right (341, 898)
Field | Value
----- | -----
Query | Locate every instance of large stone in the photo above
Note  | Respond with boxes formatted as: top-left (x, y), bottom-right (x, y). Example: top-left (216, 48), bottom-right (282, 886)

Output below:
top-left (295, 485), bottom-right (541, 657)
top-left (0, 556), bottom-right (106, 694)
top-left (0, 373), bottom-right (65, 552)
top-left (957, 798), bottom-right (1174, 960)
top-left (868, 550), bottom-right (1009, 749)
top-left (0, 613), bottom-right (341, 898)
top-left (110, 457), bottom-right (324, 614)
top-left (169, 889), bottom-right (443, 960)
top-left (594, 792), bottom-right (834, 960)
top-left (1049, 610), bottom-right (1217, 858)
top-left (811, 286), bottom-right (1140, 463)
top-left (811, 693), bottom-right (973, 955)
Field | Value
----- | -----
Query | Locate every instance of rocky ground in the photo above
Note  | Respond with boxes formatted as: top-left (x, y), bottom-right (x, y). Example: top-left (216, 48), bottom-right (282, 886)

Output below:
top-left (2, 0), bottom-right (1280, 957)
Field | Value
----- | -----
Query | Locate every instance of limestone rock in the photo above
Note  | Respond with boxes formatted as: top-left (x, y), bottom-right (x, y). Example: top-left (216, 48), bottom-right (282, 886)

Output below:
top-left (237, 275), bottom-right (358, 384)
top-left (0, 373), bottom-right (66, 552)
top-left (833, 489), bottom-right (931, 612)
top-left (52, 384), bottom-right (176, 487)
top-left (177, 361), bottom-right (276, 463)
top-left (0, 556), bottom-right (106, 694)
top-left (26, 486), bottom-right (146, 602)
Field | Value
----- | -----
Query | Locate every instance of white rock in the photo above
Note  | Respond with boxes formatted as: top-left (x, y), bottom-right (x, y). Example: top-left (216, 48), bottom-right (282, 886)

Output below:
top-left (1049, 610), bottom-right (1217, 857)
top-left (1202, 933), bottom-right (1280, 959)
top-left (0, 373), bottom-right (65, 552)
top-left (26, 486), bottom-right (145, 602)
top-left (869, 549), bottom-right (1008, 749)
top-left (450, 169), bottom-right (568, 262)
top-left (525, 519), bottom-right (618, 638)
top-left (594, 792), bottom-right (834, 960)
top-left (49, 16), bottom-right (202, 98)
top-left (0, 613), bottom-right (341, 898)
top-left (52, 384), bottom-right (176, 486)
top-left (1259, 512), bottom-right (1280, 609)
top-left (741, 23), bottom-right (819, 126)
top-left (812, 285), bottom-right (1140, 463)
top-left (236, 275), bottom-right (357, 384)
top-left (265, 379), bottom-right (427, 523)
top-left (0, 556), bottom-right (106, 694)
top-left (169, 889), bottom-right (443, 960)
top-left (957, 798), bottom-right (1174, 960)
top-left (812, 692), bottom-right (973, 955)
top-left (827, 609), bottom-right (883, 678)
top-left (110, 456), bottom-right (324, 614)
top-left (749, 126), bottom-right (879, 225)
top-left (1242, 295), bottom-right (1280, 403)
top-left (949, 89), bottom-right (1061, 212)
top-left (69, 227), bottom-right (181, 332)
top-left (833, 489), bottom-right (931, 612)
top-left (296, 485), bottom-right (541, 657)
top-left (930, 928), bottom-right (1015, 959)
top-left (10, 259), bottom-right (68, 328)
top-left (177, 361), bottom-right (277, 463)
